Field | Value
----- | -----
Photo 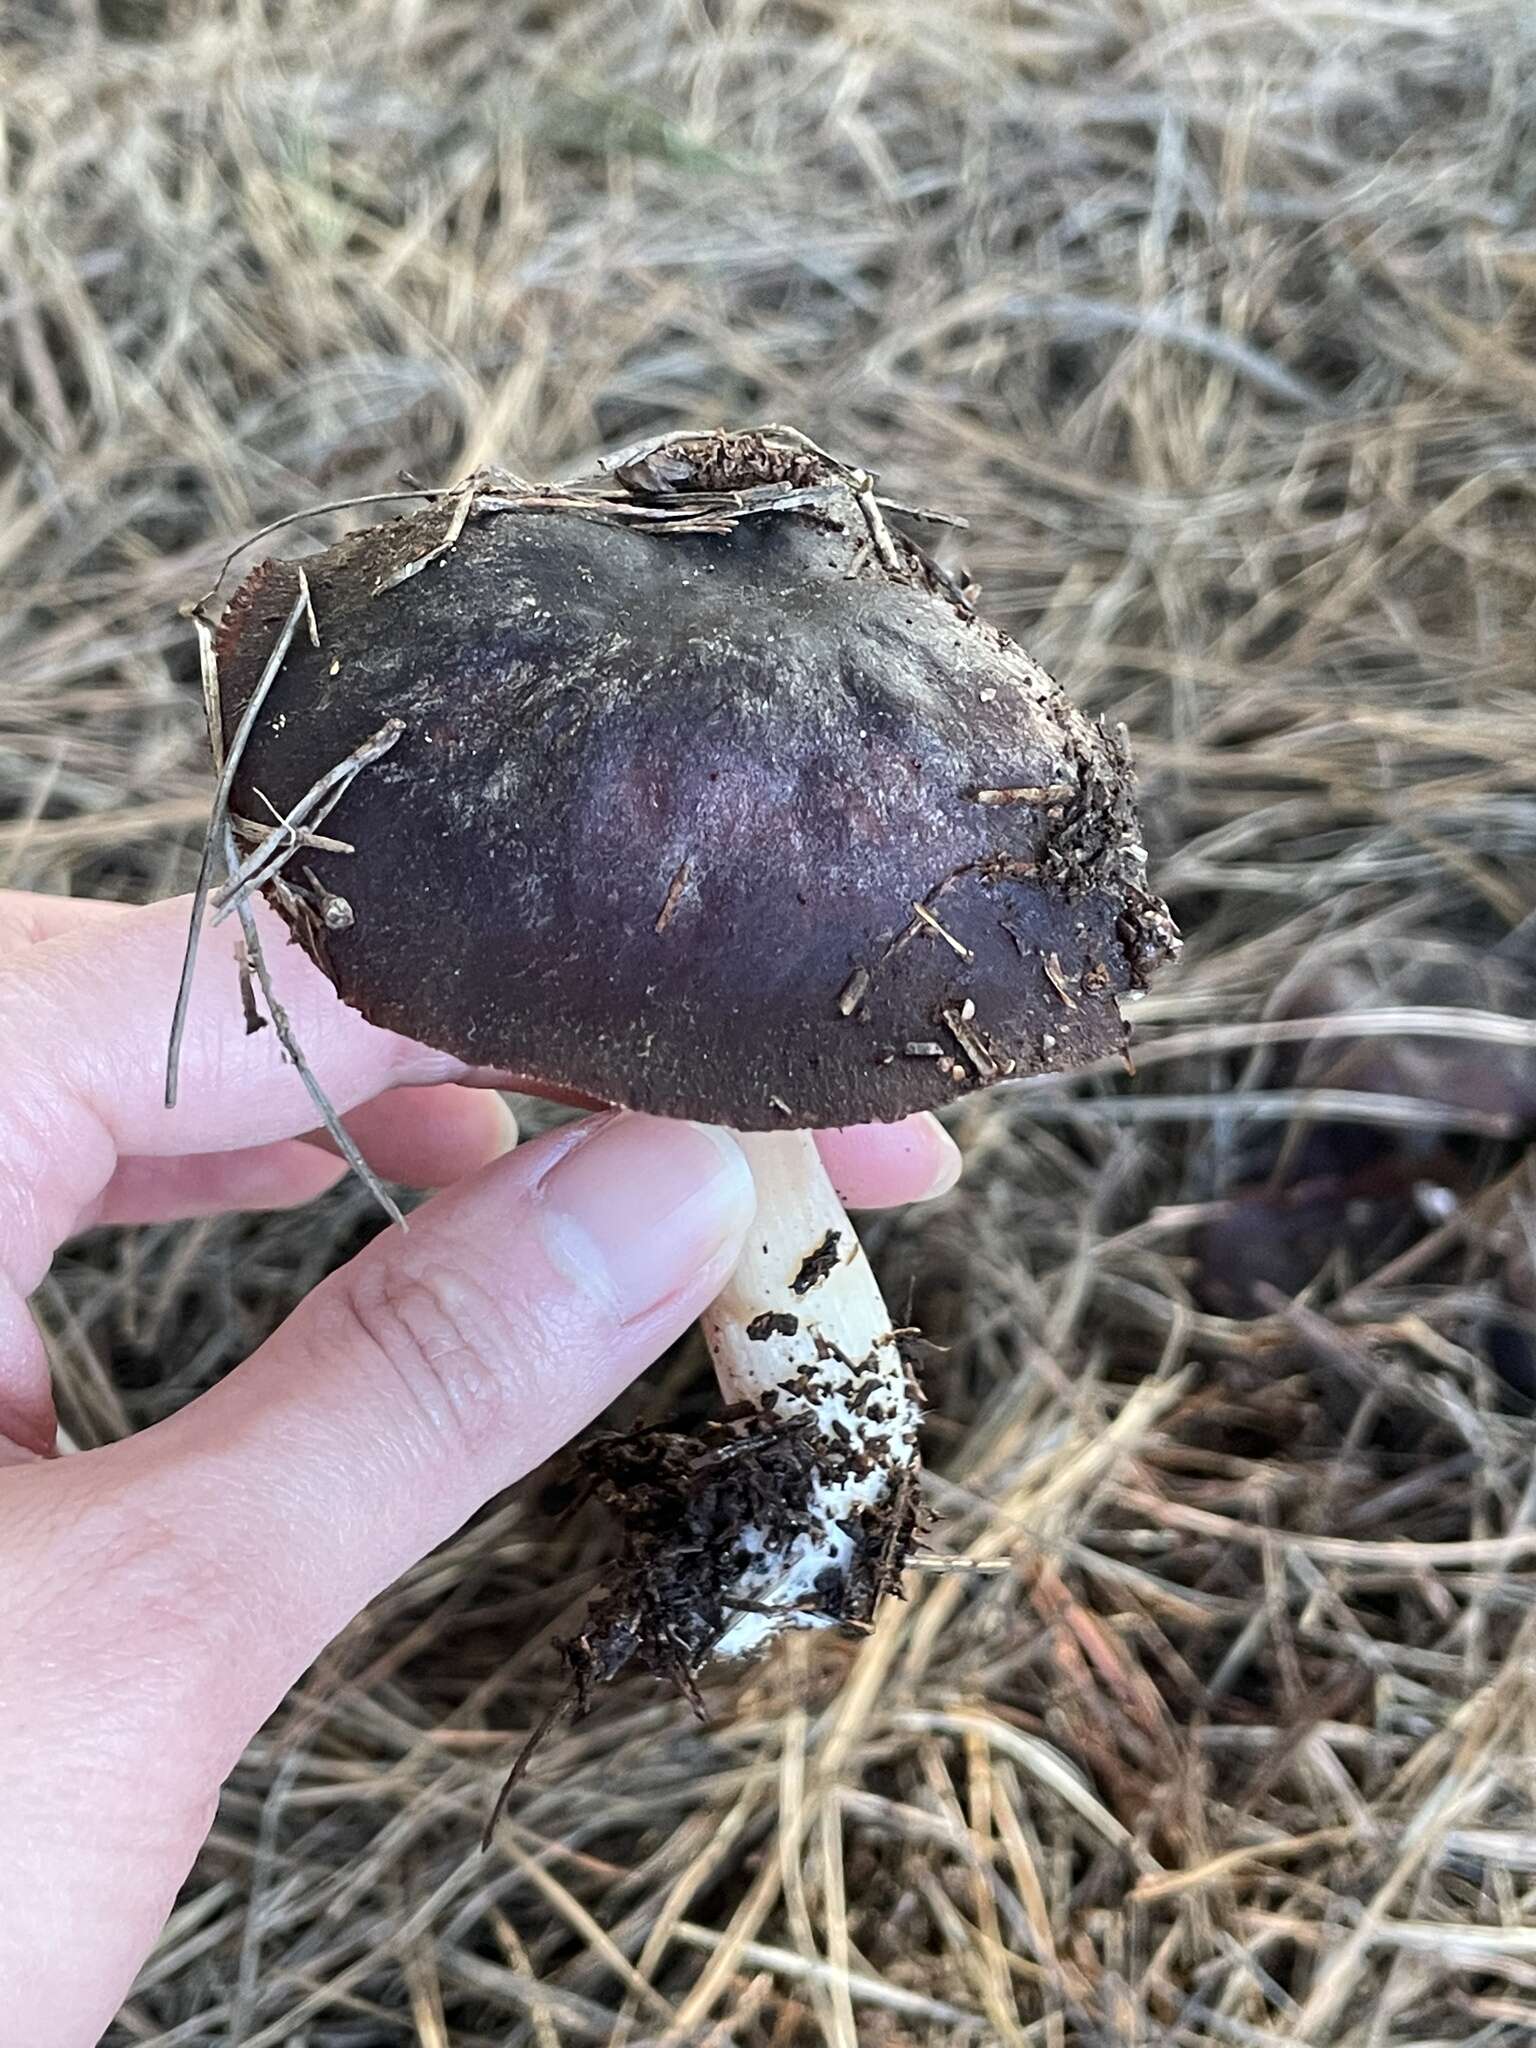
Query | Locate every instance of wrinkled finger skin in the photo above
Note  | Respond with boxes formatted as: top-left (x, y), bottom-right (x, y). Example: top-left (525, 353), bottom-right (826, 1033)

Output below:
top-left (0, 890), bottom-right (962, 2045)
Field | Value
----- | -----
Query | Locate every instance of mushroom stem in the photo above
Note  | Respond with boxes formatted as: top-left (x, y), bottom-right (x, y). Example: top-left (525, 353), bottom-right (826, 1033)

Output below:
top-left (699, 1129), bottom-right (920, 1658)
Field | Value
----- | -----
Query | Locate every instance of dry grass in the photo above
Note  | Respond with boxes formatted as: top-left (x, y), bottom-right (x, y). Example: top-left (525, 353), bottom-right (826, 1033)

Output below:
top-left (8, 0), bottom-right (1536, 2040)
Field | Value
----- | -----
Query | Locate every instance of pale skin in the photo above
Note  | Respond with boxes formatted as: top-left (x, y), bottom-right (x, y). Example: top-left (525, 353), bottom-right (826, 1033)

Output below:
top-left (0, 891), bottom-right (960, 2047)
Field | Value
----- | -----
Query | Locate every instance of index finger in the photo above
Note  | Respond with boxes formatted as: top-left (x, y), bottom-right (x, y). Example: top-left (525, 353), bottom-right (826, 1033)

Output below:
top-left (2, 894), bottom-right (468, 1163)
top-left (0, 894), bottom-right (960, 1301)
top-left (0, 895), bottom-right (470, 1303)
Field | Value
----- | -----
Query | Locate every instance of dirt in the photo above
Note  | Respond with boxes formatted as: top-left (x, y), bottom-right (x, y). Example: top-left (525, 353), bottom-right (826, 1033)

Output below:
top-left (790, 1230), bottom-right (842, 1294)
top-left (555, 1407), bottom-right (920, 1701)
top-left (614, 428), bottom-right (827, 498)
top-left (745, 1310), bottom-right (801, 1340)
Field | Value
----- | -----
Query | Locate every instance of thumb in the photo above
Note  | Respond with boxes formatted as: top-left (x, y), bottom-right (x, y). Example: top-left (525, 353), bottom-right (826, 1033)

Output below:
top-left (0, 1111), bottom-right (753, 2048)
top-left (88, 1110), bottom-right (754, 1751)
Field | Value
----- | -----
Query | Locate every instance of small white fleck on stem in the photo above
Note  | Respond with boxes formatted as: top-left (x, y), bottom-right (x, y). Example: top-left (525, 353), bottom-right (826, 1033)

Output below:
top-left (699, 1129), bottom-right (919, 1658)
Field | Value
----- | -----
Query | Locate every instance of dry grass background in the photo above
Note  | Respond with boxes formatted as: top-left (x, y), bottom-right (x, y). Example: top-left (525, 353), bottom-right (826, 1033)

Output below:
top-left (7, 0), bottom-right (1536, 2041)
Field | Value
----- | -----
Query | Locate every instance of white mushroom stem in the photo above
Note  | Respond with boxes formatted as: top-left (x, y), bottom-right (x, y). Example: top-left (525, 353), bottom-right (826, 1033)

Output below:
top-left (699, 1129), bottom-right (920, 1659)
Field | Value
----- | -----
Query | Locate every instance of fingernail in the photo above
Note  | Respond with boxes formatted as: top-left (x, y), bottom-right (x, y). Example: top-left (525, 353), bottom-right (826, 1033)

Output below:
top-left (0, 1405), bottom-right (55, 1461)
top-left (920, 1115), bottom-right (964, 1198)
top-left (487, 1093), bottom-right (520, 1158)
top-left (538, 1114), bottom-right (754, 1322)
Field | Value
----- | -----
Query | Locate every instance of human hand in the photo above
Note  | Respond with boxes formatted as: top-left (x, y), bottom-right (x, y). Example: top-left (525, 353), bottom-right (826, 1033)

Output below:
top-left (0, 891), bottom-right (960, 2045)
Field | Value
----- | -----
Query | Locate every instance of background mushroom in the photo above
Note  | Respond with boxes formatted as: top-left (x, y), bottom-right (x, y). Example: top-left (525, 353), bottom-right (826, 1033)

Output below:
top-left (201, 426), bottom-right (1177, 1692)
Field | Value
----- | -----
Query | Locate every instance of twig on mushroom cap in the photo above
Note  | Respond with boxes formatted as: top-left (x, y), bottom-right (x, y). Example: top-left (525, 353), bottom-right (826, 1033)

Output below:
top-left (194, 488), bottom-right (460, 613)
top-left (220, 816), bottom-right (405, 1231)
top-left (212, 718), bottom-right (403, 926)
top-left (165, 574), bottom-right (404, 1227)
top-left (164, 575), bottom-right (311, 1109)
top-left (371, 477), bottom-right (479, 596)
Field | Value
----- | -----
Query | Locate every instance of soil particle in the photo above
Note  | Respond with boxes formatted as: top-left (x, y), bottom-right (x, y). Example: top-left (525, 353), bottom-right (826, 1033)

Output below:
top-left (792, 1229), bottom-right (843, 1294)
top-left (746, 1310), bottom-right (800, 1341)
top-left (837, 965), bottom-right (871, 1016)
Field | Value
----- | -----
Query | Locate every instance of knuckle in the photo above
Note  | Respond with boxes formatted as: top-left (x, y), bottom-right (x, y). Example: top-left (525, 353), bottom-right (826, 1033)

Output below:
top-left (331, 1251), bottom-right (529, 1458)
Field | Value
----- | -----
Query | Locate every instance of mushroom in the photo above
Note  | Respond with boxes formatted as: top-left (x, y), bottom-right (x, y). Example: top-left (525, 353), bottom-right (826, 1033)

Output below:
top-left (200, 426), bottom-right (1177, 1683)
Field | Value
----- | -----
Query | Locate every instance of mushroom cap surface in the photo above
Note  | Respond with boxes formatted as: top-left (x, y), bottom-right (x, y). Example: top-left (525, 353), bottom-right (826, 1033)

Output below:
top-left (214, 430), bottom-right (1177, 1126)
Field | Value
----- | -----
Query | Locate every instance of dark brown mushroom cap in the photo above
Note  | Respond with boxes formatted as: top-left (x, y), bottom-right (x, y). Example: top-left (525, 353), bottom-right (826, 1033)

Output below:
top-left (213, 432), bottom-right (1177, 1126)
